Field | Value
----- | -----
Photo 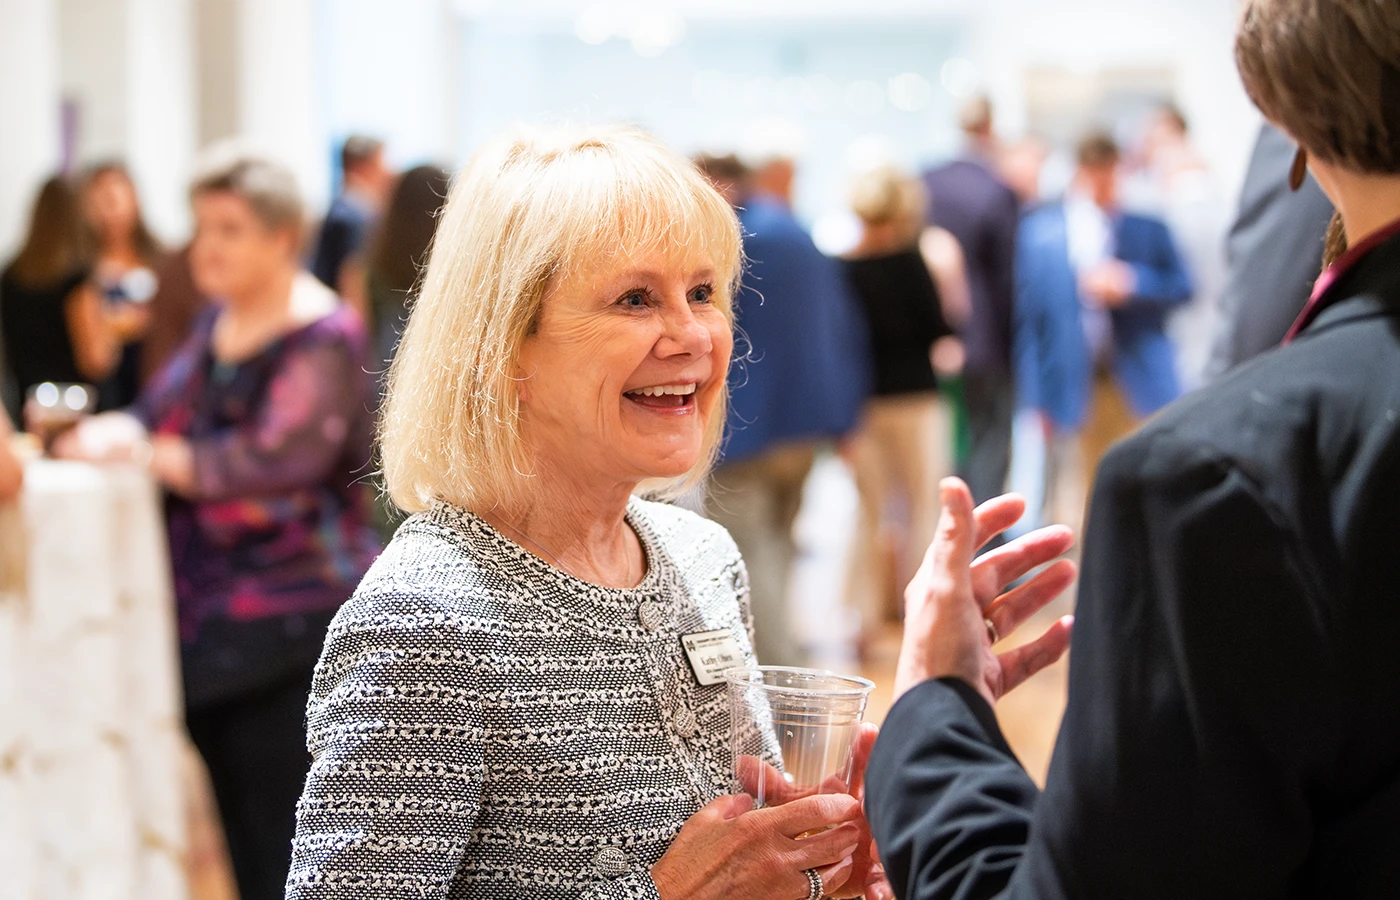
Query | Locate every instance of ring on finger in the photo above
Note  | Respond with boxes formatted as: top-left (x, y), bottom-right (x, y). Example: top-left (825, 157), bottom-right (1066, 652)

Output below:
top-left (984, 616), bottom-right (1000, 645)
top-left (802, 867), bottom-right (824, 900)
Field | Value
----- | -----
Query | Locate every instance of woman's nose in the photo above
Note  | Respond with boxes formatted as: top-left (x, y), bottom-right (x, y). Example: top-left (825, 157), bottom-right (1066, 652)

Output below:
top-left (656, 305), bottom-right (713, 357)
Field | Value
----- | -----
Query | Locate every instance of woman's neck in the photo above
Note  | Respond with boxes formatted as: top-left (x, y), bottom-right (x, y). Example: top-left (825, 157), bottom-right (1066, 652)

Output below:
top-left (213, 266), bottom-right (307, 363)
top-left (98, 236), bottom-right (143, 270)
top-left (1315, 166), bottom-right (1400, 248)
top-left (228, 267), bottom-right (298, 323)
top-left (479, 472), bottom-right (644, 589)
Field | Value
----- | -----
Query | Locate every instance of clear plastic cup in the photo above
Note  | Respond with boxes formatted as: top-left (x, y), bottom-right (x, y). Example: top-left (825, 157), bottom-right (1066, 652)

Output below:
top-left (726, 666), bottom-right (875, 813)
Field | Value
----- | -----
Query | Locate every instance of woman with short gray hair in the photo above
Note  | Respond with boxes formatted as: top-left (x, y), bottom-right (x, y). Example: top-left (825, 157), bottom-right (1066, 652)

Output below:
top-left (57, 150), bottom-right (381, 900)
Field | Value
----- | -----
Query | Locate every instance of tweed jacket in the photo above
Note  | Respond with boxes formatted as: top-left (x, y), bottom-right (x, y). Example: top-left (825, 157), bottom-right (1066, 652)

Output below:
top-left (285, 497), bottom-right (754, 899)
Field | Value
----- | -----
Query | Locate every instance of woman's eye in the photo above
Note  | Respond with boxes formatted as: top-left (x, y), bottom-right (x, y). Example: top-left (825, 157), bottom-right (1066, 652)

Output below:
top-left (619, 291), bottom-right (648, 308)
top-left (690, 284), bottom-right (714, 304)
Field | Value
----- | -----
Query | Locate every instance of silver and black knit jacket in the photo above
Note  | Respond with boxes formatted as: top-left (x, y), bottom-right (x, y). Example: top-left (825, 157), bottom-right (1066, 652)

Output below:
top-left (285, 497), bottom-right (754, 899)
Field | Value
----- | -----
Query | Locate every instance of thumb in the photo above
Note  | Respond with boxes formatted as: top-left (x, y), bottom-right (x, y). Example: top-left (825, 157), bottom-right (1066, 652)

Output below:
top-left (704, 792), bottom-right (755, 821)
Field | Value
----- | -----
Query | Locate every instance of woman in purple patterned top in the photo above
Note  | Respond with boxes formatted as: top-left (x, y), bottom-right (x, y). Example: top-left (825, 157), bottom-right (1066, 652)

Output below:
top-left (58, 150), bottom-right (381, 900)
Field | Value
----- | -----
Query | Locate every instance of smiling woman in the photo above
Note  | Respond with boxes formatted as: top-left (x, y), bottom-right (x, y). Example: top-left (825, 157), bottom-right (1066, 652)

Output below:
top-left (286, 124), bottom-right (891, 900)
top-left (380, 125), bottom-right (740, 518)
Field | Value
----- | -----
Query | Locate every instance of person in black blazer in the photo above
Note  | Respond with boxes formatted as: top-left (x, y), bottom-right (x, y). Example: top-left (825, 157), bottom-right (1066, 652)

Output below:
top-left (865, 1), bottom-right (1400, 896)
top-left (923, 97), bottom-right (1021, 505)
top-left (1204, 123), bottom-right (1334, 381)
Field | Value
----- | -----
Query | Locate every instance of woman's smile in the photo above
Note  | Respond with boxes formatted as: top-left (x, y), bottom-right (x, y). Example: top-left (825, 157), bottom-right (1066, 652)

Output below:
top-left (623, 382), bottom-right (699, 413)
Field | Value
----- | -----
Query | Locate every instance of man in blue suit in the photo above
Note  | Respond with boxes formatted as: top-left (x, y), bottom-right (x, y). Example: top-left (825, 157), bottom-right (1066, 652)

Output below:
top-left (696, 153), bottom-right (871, 667)
top-left (1015, 132), bottom-right (1192, 511)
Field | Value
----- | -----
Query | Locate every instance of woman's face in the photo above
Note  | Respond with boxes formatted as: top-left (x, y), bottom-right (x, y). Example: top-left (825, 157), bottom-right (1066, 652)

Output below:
top-left (189, 191), bottom-right (296, 301)
top-left (85, 170), bottom-right (140, 241)
top-left (516, 249), bottom-right (732, 490)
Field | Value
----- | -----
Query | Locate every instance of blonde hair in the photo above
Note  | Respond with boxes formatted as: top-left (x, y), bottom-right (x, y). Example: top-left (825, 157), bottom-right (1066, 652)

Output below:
top-left (380, 124), bottom-right (743, 514)
top-left (850, 164), bottom-right (928, 243)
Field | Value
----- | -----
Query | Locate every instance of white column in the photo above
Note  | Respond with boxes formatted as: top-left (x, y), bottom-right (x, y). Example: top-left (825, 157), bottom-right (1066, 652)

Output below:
top-left (125, 0), bottom-right (198, 242)
top-left (57, 0), bottom-right (197, 243)
top-left (238, 0), bottom-right (328, 213)
top-left (0, 0), bottom-right (61, 259)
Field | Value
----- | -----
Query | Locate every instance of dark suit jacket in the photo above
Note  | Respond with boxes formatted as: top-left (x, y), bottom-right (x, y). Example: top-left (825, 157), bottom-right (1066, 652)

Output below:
top-left (1205, 124), bottom-right (1334, 381)
top-left (722, 193), bottom-right (871, 464)
top-left (311, 192), bottom-right (374, 289)
top-left (1015, 204), bottom-right (1193, 431)
top-left (924, 158), bottom-right (1020, 375)
top-left (867, 226), bottom-right (1400, 898)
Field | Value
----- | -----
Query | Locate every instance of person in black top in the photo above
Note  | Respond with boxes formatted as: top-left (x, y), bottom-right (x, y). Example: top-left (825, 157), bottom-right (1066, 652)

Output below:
top-left (0, 176), bottom-right (120, 421)
top-left (866, 1), bottom-right (1400, 897)
top-left (922, 97), bottom-right (1020, 505)
top-left (310, 135), bottom-right (392, 292)
top-left (841, 164), bottom-right (969, 644)
top-left (79, 161), bottom-right (167, 409)
top-left (1204, 123), bottom-right (1334, 381)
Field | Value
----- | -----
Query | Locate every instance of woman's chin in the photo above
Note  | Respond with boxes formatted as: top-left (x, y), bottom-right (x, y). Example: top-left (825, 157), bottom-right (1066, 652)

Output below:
top-left (628, 447), bottom-right (702, 483)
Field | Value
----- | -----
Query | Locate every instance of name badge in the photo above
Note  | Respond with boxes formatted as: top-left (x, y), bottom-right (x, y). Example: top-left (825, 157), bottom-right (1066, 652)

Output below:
top-left (682, 629), bottom-right (744, 687)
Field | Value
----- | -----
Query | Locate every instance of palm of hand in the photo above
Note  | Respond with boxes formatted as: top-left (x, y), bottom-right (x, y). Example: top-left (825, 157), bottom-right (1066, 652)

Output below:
top-left (896, 479), bottom-right (1077, 707)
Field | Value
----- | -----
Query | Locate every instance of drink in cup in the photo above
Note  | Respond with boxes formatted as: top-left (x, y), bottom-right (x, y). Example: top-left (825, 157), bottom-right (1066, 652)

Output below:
top-left (24, 382), bottom-right (96, 450)
top-left (726, 666), bottom-right (874, 829)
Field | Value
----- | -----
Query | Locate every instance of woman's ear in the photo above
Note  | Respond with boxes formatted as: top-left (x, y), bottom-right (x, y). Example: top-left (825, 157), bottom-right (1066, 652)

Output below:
top-left (513, 360), bottom-right (534, 405)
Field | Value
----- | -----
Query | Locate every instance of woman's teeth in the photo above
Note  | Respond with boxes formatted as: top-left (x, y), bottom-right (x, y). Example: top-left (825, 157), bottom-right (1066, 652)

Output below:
top-left (626, 384), bottom-right (696, 398)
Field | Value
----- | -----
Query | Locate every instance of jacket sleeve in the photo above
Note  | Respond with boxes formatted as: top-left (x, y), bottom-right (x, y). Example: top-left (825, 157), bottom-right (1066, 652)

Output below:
top-left (867, 430), bottom-right (1337, 899)
top-left (286, 613), bottom-right (483, 899)
top-left (1124, 220), bottom-right (1194, 308)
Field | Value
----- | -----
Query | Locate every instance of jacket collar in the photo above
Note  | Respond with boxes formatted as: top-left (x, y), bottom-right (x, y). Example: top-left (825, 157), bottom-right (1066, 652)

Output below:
top-left (1287, 218), bottom-right (1400, 342)
top-left (1292, 225), bottom-right (1400, 341)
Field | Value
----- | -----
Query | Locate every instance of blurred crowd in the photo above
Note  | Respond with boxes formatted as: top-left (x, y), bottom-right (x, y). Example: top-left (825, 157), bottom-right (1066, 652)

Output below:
top-left (0, 94), bottom-right (1337, 898)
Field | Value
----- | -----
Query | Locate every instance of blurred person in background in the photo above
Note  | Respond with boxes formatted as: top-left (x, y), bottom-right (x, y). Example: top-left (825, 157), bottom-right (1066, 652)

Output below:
top-left (139, 243), bottom-right (210, 382)
top-left (341, 163), bottom-right (451, 395)
top-left (1129, 105), bottom-right (1228, 392)
top-left (868, 0), bottom-right (1400, 894)
top-left (923, 96), bottom-right (1021, 505)
top-left (699, 151), bottom-right (872, 668)
top-left (1205, 122), bottom-right (1334, 381)
top-left (341, 163), bottom-right (452, 541)
top-left (0, 409), bottom-right (21, 502)
top-left (57, 151), bottom-right (381, 900)
top-left (288, 124), bottom-right (887, 900)
top-left (1, 176), bottom-right (121, 419)
top-left (80, 161), bottom-right (166, 409)
top-left (1000, 135), bottom-right (1050, 207)
top-left (1014, 131), bottom-right (1192, 523)
top-left (841, 164), bottom-right (967, 651)
top-left (311, 134), bottom-right (392, 291)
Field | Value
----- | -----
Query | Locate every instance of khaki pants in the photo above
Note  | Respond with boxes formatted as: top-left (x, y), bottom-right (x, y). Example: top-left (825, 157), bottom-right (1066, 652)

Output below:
top-left (707, 443), bottom-right (817, 667)
top-left (845, 393), bottom-right (951, 631)
top-left (1081, 374), bottom-right (1142, 491)
top-left (1044, 376), bottom-right (1142, 534)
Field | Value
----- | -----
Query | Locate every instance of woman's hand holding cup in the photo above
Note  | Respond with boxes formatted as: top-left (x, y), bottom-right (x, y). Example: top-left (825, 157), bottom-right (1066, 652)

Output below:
top-left (651, 790), bottom-right (863, 900)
